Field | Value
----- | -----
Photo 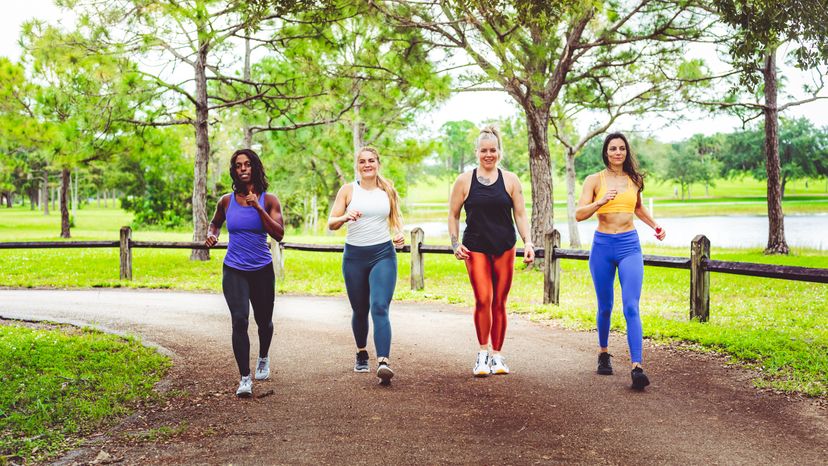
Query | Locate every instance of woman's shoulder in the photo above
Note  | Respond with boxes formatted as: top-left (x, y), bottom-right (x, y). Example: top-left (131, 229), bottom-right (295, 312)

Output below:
top-left (452, 170), bottom-right (474, 185)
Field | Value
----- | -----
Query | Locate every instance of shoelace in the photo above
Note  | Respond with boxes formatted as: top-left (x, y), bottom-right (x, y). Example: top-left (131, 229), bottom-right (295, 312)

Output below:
top-left (257, 360), bottom-right (267, 371)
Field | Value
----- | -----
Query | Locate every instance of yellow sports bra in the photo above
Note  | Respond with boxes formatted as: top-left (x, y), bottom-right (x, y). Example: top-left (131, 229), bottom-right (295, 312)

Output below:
top-left (596, 171), bottom-right (638, 214)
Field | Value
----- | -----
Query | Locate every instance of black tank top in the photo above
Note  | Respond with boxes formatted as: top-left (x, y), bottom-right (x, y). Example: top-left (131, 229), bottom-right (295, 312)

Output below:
top-left (462, 168), bottom-right (517, 255)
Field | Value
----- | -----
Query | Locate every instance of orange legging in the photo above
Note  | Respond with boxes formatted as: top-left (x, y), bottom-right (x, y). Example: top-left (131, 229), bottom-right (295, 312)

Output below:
top-left (464, 247), bottom-right (516, 351)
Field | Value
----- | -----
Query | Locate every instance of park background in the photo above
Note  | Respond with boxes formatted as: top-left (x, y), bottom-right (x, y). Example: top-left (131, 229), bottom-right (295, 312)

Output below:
top-left (0, 0), bottom-right (826, 463)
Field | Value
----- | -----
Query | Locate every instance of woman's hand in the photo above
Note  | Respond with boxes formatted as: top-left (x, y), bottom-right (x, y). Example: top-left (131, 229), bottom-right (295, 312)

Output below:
top-left (392, 232), bottom-right (405, 248)
top-left (654, 225), bottom-right (666, 241)
top-left (523, 243), bottom-right (535, 264)
top-left (244, 193), bottom-right (261, 209)
top-left (205, 234), bottom-right (218, 248)
top-left (453, 243), bottom-right (471, 260)
top-left (344, 210), bottom-right (362, 222)
top-left (597, 189), bottom-right (617, 206)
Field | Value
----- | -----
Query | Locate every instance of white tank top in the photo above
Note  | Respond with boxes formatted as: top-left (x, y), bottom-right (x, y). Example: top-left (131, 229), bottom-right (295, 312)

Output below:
top-left (345, 181), bottom-right (392, 246)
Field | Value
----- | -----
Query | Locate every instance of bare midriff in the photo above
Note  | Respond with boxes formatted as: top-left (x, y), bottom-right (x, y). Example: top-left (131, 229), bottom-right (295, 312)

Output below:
top-left (596, 212), bottom-right (635, 234)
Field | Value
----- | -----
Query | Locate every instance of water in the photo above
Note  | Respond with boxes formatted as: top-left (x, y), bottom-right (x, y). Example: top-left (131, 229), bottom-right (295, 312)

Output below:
top-left (409, 214), bottom-right (828, 250)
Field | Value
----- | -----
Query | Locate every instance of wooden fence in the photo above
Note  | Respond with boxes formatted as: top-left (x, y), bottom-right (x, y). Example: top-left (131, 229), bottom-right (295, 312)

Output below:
top-left (1, 226), bottom-right (826, 323)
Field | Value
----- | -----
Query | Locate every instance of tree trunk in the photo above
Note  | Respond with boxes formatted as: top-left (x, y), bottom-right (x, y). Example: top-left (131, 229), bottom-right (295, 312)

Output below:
top-left (242, 36), bottom-right (253, 149)
top-left (564, 147), bottom-right (580, 248)
top-left (60, 167), bottom-right (71, 238)
top-left (190, 33), bottom-right (211, 261)
top-left (42, 170), bottom-right (49, 216)
top-left (762, 47), bottom-right (788, 254)
top-left (352, 102), bottom-right (364, 159)
top-left (72, 167), bottom-right (78, 218)
top-left (524, 106), bottom-right (554, 246)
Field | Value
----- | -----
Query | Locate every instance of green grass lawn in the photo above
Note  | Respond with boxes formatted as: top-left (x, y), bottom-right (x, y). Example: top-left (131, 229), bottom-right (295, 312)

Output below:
top-left (1, 204), bottom-right (827, 397)
top-left (0, 323), bottom-right (170, 463)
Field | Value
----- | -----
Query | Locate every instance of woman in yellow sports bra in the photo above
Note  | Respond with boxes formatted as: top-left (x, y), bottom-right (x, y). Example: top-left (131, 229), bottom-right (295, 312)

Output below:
top-left (575, 132), bottom-right (666, 390)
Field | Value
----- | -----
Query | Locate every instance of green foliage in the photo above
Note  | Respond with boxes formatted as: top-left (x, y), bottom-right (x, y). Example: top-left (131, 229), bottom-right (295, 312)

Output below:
top-left (0, 324), bottom-right (169, 463)
top-left (115, 127), bottom-right (193, 228)
top-left (714, 0), bottom-right (828, 90)
top-left (720, 118), bottom-right (828, 195)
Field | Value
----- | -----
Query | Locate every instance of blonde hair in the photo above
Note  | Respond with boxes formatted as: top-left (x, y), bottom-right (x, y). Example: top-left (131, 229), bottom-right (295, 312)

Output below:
top-left (476, 125), bottom-right (504, 160)
top-left (355, 147), bottom-right (403, 232)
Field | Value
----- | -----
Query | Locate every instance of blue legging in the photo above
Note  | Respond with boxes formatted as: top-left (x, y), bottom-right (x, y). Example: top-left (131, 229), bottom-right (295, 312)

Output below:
top-left (588, 230), bottom-right (644, 363)
top-left (342, 241), bottom-right (397, 358)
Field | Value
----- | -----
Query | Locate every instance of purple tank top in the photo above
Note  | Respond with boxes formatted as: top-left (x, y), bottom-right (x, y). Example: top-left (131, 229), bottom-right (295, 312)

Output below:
top-left (223, 192), bottom-right (272, 271)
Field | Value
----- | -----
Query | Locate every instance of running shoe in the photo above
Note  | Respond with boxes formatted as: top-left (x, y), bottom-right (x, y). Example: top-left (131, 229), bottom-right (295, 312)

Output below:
top-left (473, 351), bottom-right (490, 377)
top-left (490, 354), bottom-right (510, 375)
top-left (255, 356), bottom-right (270, 380)
top-left (597, 352), bottom-right (613, 375)
top-left (236, 375), bottom-right (253, 398)
top-left (631, 367), bottom-right (651, 390)
top-left (377, 361), bottom-right (394, 385)
top-left (354, 350), bottom-right (370, 373)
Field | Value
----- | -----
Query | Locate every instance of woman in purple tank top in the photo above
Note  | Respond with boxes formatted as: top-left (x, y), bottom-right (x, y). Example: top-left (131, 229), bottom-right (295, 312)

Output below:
top-left (205, 149), bottom-right (284, 398)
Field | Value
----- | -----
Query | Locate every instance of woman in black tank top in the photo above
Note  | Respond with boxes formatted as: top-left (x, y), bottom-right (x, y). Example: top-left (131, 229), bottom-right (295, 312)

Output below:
top-left (448, 126), bottom-right (535, 377)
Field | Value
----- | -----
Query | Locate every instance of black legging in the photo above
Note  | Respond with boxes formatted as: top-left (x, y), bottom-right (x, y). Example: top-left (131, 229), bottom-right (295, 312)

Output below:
top-left (222, 263), bottom-right (275, 377)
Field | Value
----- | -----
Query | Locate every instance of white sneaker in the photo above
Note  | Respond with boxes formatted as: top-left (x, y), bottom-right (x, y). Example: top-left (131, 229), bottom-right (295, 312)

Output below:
top-left (236, 375), bottom-right (253, 398)
top-left (490, 354), bottom-right (510, 375)
top-left (473, 351), bottom-right (490, 377)
top-left (255, 356), bottom-right (270, 380)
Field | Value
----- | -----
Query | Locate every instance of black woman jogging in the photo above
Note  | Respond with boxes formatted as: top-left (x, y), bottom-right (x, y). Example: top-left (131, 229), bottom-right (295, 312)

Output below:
top-left (575, 132), bottom-right (666, 390)
top-left (328, 147), bottom-right (405, 385)
top-left (205, 148), bottom-right (284, 398)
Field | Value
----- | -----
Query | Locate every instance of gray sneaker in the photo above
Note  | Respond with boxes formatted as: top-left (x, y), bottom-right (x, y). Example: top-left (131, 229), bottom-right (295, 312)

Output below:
top-left (255, 356), bottom-right (270, 380)
top-left (236, 375), bottom-right (253, 398)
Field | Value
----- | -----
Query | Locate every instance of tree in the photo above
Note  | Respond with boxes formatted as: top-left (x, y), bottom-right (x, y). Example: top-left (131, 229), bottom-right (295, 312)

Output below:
top-left (371, 0), bottom-right (713, 244)
top-left (721, 118), bottom-right (828, 196)
top-left (22, 22), bottom-right (138, 238)
top-left (662, 134), bottom-right (721, 199)
top-left (61, 0), bottom-right (352, 258)
top-left (699, 0), bottom-right (828, 254)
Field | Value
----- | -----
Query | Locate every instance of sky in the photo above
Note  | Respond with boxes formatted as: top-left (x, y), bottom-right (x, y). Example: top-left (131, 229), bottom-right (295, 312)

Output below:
top-left (2, 2), bottom-right (826, 143)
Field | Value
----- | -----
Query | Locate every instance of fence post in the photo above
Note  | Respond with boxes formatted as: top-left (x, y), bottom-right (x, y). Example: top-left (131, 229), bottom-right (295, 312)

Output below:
top-left (543, 229), bottom-right (561, 305)
top-left (690, 234), bottom-right (710, 322)
top-left (119, 226), bottom-right (132, 280)
top-left (271, 241), bottom-right (285, 284)
top-left (410, 227), bottom-right (425, 291)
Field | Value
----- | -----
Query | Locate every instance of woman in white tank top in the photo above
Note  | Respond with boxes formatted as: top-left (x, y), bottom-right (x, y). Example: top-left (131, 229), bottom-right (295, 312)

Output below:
top-left (328, 147), bottom-right (405, 385)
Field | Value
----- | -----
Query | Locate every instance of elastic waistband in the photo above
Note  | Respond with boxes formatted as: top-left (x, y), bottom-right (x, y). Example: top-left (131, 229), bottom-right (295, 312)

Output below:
top-left (344, 240), bottom-right (395, 258)
top-left (593, 229), bottom-right (639, 242)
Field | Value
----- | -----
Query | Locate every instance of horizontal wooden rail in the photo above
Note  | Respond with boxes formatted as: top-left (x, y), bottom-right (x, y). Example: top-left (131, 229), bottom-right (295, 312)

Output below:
top-left (704, 259), bottom-right (828, 283)
top-left (0, 241), bottom-right (118, 249)
top-left (131, 241), bottom-right (224, 250)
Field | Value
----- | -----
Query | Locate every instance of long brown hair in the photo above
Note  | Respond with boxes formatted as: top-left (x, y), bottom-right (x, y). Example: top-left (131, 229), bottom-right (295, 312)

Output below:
top-left (355, 147), bottom-right (403, 232)
top-left (602, 132), bottom-right (644, 192)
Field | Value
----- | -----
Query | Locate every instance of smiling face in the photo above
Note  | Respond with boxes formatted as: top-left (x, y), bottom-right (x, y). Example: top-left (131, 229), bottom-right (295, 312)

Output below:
top-left (357, 150), bottom-right (380, 180)
top-left (605, 138), bottom-right (627, 168)
top-left (234, 154), bottom-right (252, 183)
top-left (476, 138), bottom-right (499, 169)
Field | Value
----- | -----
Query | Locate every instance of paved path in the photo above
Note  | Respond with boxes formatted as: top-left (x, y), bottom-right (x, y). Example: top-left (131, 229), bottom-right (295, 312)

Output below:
top-left (1, 289), bottom-right (825, 465)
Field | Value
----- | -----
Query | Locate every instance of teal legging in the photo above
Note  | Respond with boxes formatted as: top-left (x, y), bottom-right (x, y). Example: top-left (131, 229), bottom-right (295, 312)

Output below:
top-left (588, 230), bottom-right (644, 363)
top-left (342, 241), bottom-right (397, 358)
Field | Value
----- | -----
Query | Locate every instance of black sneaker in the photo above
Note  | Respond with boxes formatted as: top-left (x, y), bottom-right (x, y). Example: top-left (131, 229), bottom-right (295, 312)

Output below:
top-left (377, 361), bottom-right (394, 385)
top-left (354, 350), bottom-right (369, 373)
top-left (631, 367), bottom-right (650, 390)
top-left (597, 352), bottom-right (613, 375)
